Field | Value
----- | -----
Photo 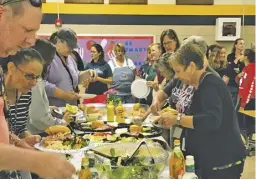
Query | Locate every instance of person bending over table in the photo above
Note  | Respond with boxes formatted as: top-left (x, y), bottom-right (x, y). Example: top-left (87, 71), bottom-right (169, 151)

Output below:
top-left (27, 39), bottom-right (73, 135)
top-left (46, 28), bottom-right (97, 107)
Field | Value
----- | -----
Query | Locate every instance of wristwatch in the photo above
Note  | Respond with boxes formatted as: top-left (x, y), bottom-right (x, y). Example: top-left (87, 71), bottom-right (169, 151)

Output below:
top-left (176, 113), bottom-right (182, 126)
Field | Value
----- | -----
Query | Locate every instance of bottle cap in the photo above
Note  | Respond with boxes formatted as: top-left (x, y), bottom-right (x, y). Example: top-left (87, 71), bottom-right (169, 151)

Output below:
top-left (82, 157), bottom-right (89, 165)
top-left (87, 150), bottom-right (95, 158)
top-left (186, 155), bottom-right (194, 160)
top-left (104, 158), bottom-right (111, 164)
top-left (174, 139), bottom-right (180, 146)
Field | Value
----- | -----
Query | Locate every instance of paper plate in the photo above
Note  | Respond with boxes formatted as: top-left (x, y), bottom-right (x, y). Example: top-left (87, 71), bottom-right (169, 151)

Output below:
top-left (79, 93), bottom-right (97, 99)
top-left (34, 142), bottom-right (91, 154)
top-left (131, 79), bottom-right (150, 99)
top-left (53, 107), bottom-right (84, 117)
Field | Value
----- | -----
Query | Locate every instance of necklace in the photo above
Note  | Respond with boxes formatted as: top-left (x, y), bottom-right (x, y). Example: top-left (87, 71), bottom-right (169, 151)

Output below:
top-left (6, 89), bottom-right (18, 134)
top-left (0, 66), bottom-right (16, 144)
top-left (1, 72), bottom-right (19, 136)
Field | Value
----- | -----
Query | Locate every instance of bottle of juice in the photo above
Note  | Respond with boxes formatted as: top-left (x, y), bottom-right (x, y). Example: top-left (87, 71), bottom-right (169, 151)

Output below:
top-left (182, 155), bottom-right (198, 179)
top-left (78, 157), bottom-right (92, 179)
top-left (87, 151), bottom-right (99, 179)
top-left (115, 102), bottom-right (125, 123)
top-left (107, 101), bottom-right (115, 122)
top-left (169, 139), bottom-right (185, 179)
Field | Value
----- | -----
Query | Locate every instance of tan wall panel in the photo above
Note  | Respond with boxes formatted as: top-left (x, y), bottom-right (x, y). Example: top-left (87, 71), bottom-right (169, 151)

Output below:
top-left (38, 24), bottom-right (255, 52)
top-left (214, 0), bottom-right (255, 5)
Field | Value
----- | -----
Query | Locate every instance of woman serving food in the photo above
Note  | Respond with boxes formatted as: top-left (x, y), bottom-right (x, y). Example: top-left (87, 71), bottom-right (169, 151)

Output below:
top-left (46, 28), bottom-right (97, 107)
top-left (154, 43), bottom-right (246, 179)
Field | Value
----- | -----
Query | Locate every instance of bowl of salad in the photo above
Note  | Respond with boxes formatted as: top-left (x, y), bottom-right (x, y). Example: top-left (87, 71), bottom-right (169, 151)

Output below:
top-left (92, 142), bottom-right (168, 179)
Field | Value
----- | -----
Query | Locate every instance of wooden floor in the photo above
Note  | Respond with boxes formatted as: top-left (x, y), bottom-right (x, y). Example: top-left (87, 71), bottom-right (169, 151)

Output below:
top-left (242, 156), bottom-right (255, 179)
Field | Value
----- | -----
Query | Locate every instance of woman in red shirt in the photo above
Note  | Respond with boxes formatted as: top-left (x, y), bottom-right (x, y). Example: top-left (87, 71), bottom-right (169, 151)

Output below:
top-left (236, 49), bottom-right (255, 110)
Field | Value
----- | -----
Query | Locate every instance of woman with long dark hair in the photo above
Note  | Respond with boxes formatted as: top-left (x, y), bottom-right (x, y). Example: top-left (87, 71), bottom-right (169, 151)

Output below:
top-left (84, 43), bottom-right (112, 95)
top-left (224, 38), bottom-right (245, 105)
top-left (152, 29), bottom-right (180, 93)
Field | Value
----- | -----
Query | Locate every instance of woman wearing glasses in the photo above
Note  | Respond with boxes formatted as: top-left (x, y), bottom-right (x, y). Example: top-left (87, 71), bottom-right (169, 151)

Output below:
top-left (152, 29), bottom-right (180, 94)
top-left (0, 48), bottom-right (44, 178)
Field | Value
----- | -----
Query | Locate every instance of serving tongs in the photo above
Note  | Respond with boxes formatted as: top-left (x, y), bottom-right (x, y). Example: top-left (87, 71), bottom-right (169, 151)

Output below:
top-left (89, 149), bottom-right (120, 166)
top-left (122, 138), bottom-right (155, 166)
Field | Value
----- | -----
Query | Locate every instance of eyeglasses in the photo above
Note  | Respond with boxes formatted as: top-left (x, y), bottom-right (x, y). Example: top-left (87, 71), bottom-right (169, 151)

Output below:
top-left (163, 40), bottom-right (176, 46)
top-left (1, 0), bottom-right (42, 8)
top-left (16, 66), bottom-right (42, 82)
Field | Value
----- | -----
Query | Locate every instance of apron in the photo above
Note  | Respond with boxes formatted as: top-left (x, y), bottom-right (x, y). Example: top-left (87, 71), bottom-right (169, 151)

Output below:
top-left (110, 58), bottom-right (135, 103)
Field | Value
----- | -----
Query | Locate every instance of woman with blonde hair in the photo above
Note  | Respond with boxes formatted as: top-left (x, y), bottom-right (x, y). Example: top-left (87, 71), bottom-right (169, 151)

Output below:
top-left (137, 43), bottom-right (153, 77)
top-left (108, 43), bottom-right (136, 103)
top-left (146, 43), bottom-right (163, 93)
top-left (138, 43), bottom-right (157, 105)
top-left (208, 46), bottom-right (227, 77)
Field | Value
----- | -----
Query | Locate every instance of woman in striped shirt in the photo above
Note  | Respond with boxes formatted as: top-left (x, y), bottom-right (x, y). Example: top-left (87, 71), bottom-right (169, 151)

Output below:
top-left (1, 48), bottom-right (43, 140)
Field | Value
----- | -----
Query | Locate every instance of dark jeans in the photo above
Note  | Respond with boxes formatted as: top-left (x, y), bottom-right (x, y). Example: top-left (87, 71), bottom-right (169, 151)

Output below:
top-left (228, 86), bottom-right (238, 107)
top-left (237, 99), bottom-right (255, 135)
top-left (196, 161), bottom-right (245, 179)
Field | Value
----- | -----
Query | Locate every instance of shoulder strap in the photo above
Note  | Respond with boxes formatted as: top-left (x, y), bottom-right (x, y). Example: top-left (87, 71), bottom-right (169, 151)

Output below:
top-left (199, 72), bottom-right (212, 85)
top-left (57, 53), bottom-right (75, 91)
top-left (112, 58), bottom-right (117, 68)
top-left (125, 58), bottom-right (129, 66)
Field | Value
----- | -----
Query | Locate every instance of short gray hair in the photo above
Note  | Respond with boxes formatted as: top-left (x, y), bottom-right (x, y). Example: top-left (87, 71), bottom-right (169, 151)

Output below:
top-left (172, 42), bottom-right (205, 70)
top-left (181, 36), bottom-right (208, 54)
top-left (3, 0), bottom-right (26, 17)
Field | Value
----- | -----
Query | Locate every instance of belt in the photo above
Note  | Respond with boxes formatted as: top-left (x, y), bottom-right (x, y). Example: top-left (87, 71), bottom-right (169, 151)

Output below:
top-left (212, 158), bottom-right (245, 171)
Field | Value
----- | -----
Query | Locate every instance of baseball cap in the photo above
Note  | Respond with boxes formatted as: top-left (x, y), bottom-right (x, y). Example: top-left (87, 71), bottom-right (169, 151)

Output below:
top-left (56, 28), bottom-right (78, 49)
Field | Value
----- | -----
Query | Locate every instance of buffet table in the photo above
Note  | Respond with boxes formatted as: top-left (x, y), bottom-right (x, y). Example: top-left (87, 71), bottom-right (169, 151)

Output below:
top-left (239, 109), bottom-right (256, 118)
top-left (70, 117), bottom-right (171, 179)
top-left (39, 103), bottom-right (172, 179)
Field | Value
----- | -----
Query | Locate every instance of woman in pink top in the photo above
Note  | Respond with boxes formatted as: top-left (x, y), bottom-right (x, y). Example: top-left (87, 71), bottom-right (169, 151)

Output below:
top-left (0, 66), bottom-right (9, 144)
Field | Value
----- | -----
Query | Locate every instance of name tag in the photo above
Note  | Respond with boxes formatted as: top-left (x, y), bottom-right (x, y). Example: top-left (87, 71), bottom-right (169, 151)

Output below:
top-left (173, 126), bottom-right (183, 139)
top-left (182, 137), bottom-right (186, 151)
top-left (234, 68), bottom-right (240, 73)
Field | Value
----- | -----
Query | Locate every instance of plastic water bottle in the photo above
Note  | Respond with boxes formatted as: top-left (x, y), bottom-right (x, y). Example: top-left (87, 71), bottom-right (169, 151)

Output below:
top-left (182, 155), bottom-right (198, 179)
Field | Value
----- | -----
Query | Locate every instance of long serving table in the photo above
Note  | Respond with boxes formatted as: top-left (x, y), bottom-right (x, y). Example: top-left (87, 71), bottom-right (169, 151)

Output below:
top-left (238, 108), bottom-right (255, 156)
top-left (239, 109), bottom-right (256, 118)
top-left (71, 115), bottom-right (171, 179)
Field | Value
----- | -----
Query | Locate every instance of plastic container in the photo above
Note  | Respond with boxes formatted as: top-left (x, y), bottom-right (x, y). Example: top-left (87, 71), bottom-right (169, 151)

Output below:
top-left (182, 155), bottom-right (198, 179)
top-left (169, 139), bottom-right (185, 179)
top-left (107, 101), bottom-right (115, 122)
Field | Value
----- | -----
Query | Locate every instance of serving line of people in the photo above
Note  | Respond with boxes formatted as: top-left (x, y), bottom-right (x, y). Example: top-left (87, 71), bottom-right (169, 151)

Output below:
top-left (30, 29), bottom-right (249, 178)
top-left (0, 0), bottom-right (253, 178)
